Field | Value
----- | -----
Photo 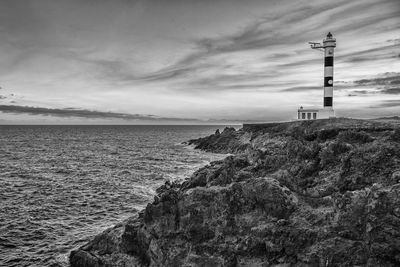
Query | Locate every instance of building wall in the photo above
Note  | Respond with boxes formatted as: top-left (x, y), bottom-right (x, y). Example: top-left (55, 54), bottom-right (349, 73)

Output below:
top-left (297, 109), bottom-right (335, 120)
top-left (298, 111), bottom-right (318, 120)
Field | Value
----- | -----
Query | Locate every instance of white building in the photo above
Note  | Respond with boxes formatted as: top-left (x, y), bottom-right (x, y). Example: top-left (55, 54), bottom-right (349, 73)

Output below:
top-left (297, 106), bottom-right (335, 120)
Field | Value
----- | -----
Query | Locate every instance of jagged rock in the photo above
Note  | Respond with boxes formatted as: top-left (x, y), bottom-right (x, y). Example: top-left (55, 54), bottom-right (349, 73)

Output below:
top-left (71, 118), bottom-right (400, 267)
top-left (70, 222), bottom-right (142, 267)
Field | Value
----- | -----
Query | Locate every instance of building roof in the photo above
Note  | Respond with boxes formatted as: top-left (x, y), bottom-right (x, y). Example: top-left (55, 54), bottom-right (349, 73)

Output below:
top-left (298, 105), bottom-right (320, 111)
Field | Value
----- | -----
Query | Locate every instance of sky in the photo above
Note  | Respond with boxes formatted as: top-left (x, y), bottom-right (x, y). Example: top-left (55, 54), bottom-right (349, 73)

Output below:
top-left (0, 0), bottom-right (399, 124)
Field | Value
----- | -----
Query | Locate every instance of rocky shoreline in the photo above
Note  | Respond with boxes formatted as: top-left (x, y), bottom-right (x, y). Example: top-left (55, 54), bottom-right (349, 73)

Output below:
top-left (70, 118), bottom-right (400, 267)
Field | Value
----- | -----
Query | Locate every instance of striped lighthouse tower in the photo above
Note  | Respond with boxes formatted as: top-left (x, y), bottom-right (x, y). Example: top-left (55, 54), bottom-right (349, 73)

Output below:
top-left (323, 32), bottom-right (336, 110)
top-left (305, 32), bottom-right (337, 119)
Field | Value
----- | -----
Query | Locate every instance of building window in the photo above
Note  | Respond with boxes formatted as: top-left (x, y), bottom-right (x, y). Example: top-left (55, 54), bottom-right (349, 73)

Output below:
top-left (298, 112), bottom-right (300, 119)
top-left (307, 113), bottom-right (311, 120)
top-left (313, 113), bottom-right (317, 119)
top-left (302, 113), bottom-right (305, 119)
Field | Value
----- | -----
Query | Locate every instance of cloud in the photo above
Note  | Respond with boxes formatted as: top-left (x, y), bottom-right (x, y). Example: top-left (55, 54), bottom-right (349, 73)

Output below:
top-left (281, 86), bottom-right (322, 92)
top-left (280, 83), bottom-right (370, 93)
top-left (381, 88), bottom-right (400, 94)
top-left (0, 0), bottom-right (399, 122)
top-left (332, 73), bottom-right (400, 96)
top-left (352, 90), bottom-right (372, 95)
top-left (371, 100), bottom-right (400, 108)
top-left (341, 44), bottom-right (400, 63)
top-left (129, 0), bottom-right (400, 95)
top-left (0, 105), bottom-right (199, 121)
top-left (354, 72), bottom-right (400, 86)
top-left (351, 73), bottom-right (400, 96)
top-left (108, 6), bottom-right (322, 85)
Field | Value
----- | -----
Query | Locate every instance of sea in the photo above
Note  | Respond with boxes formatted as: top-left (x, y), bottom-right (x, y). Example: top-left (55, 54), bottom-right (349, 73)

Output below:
top-left (0, 125), bottom-right (231, 267)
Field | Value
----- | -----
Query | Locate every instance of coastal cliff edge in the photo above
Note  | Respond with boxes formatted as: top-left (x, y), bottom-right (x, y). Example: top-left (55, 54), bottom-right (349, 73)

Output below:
top-left (70, 118), bottom-right (400, 267)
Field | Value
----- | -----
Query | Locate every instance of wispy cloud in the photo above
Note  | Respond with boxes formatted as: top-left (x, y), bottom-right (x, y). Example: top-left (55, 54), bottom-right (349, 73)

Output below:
top-left (128, 0), bottom-right (400, 98)
top-left (281, 86), bottom-right (322, 92)
top-left (371, 100), bottom-right (400, 108)
top-left (354, 72), bottom-right (400, 86)
top-left (325, 72), bottom-right (400, 98)
top-left (381, 88), bottom-right (400, 94)
top-left (0, 0), bottom-right (399, 122)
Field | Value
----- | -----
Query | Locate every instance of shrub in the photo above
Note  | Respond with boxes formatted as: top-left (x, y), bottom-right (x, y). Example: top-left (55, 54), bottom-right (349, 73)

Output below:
top-left (338, 130), bottom-right (373, 144)
top-left (390, 128), bottom-right (400, 142)
top-left (320, 142), bottom-right (351, 167)
top-left (330, 141), bottom-right (352, 155)
top-left (317, 129), bottom-right (340, 141)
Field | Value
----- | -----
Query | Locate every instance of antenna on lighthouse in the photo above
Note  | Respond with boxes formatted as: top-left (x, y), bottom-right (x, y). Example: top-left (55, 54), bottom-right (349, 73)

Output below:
top-left (308, 42), bottom-right (324, 51)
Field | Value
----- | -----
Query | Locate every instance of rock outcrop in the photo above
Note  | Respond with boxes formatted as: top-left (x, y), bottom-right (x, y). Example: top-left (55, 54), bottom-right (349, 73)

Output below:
top-left (70, 118), bottom-right (400, 267)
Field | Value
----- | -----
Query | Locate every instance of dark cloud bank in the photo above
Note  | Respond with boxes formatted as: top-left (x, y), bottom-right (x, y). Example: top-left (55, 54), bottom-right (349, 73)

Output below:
top-left (0, 105), bottom-right (198, 122)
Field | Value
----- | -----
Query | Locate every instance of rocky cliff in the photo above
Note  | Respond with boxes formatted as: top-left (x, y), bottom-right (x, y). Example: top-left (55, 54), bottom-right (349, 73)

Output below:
top-left (70, 118), bottom-right (400, 267)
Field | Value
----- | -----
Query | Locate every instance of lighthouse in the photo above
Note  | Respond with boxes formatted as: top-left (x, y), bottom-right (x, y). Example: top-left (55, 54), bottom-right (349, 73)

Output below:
top-left (322, 32), bottom-right (336, 112)
top-left (297, 32), bottom-right (336, 120)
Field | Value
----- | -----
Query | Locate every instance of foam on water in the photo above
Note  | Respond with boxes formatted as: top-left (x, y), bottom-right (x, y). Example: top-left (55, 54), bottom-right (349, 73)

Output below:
top-left (0, 125), bottom-right (228, 267)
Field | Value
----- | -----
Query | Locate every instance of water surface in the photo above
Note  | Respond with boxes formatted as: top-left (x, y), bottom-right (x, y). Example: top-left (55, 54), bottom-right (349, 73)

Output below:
top-left (0, 125), bottom-right (229, 267)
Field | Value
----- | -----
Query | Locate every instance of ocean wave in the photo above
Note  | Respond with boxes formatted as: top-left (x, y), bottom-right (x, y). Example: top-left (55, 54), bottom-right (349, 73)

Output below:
top-left (0, 125), bottom-right (226, 267)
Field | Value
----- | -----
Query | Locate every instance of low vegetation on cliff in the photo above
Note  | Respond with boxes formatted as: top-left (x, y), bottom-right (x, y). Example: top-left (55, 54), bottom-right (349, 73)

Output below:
top-left (70, 118), bottom-right (400, 267)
